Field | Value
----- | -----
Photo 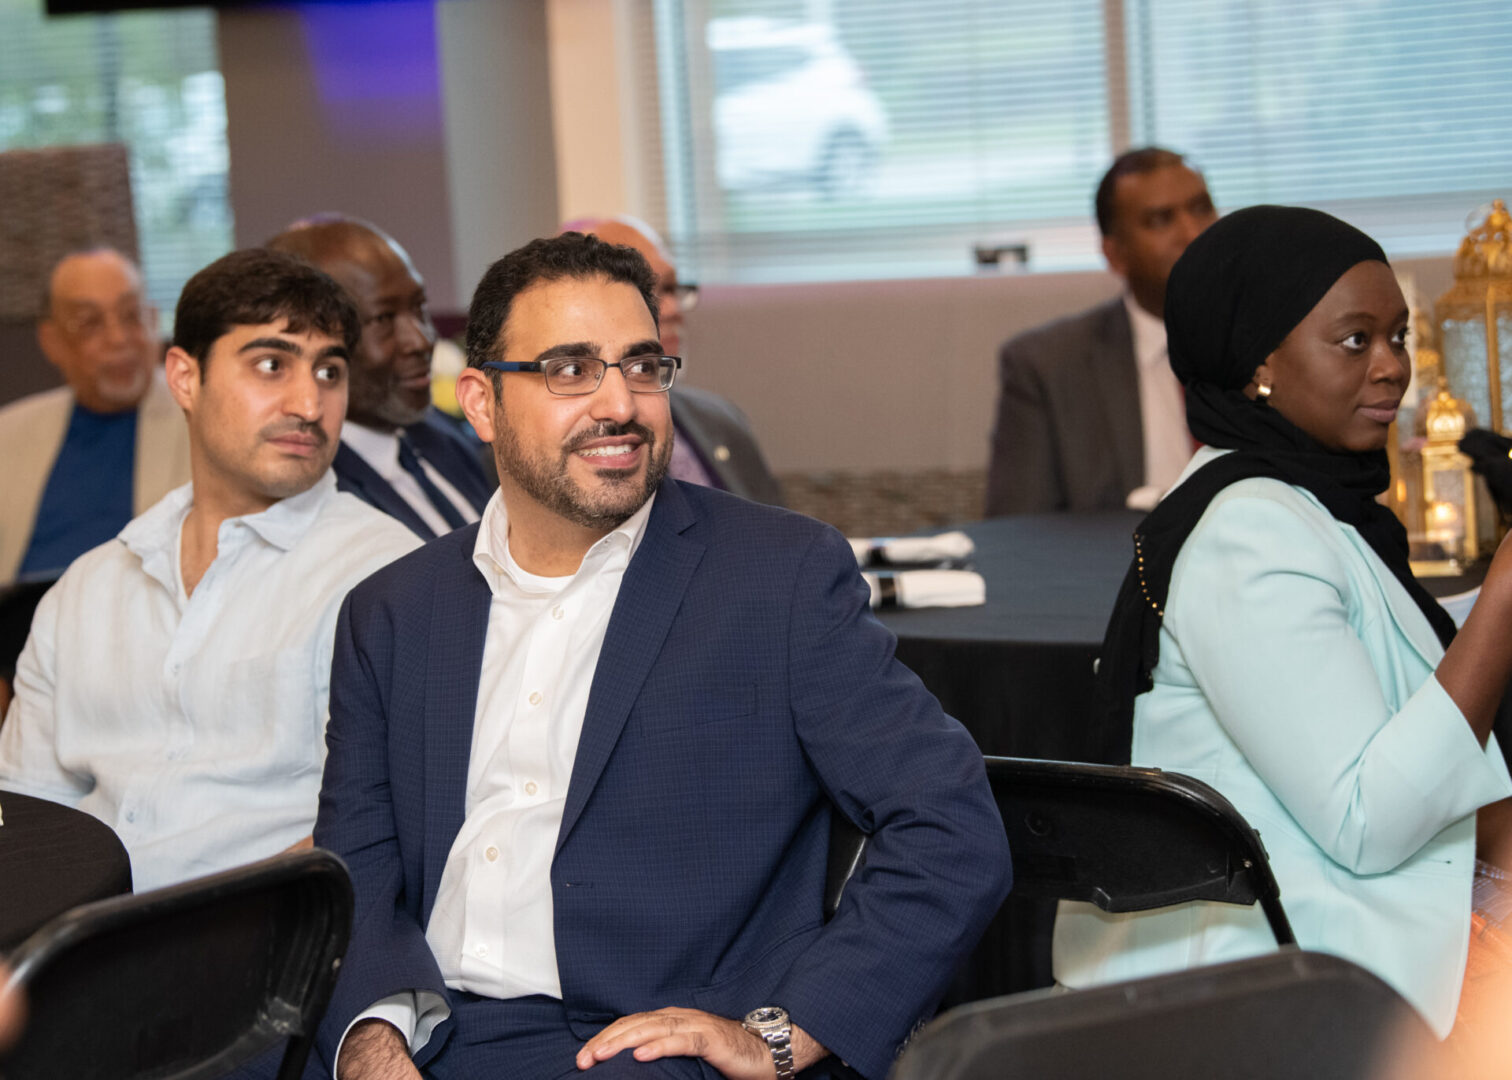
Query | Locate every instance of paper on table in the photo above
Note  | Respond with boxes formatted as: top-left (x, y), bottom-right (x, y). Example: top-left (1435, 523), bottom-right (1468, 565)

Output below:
top-left (849, 530), bottom-right (976, 566)
top-left (864, 569), bottom-right (986, 609)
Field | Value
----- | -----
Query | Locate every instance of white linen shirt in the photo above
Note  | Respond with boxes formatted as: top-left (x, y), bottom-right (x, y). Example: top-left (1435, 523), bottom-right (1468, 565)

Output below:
top-left (340, 422), bottom-right (480, 534)
top-left (1125, 294), bottom-right (1193, 495)
top-left (344, 487), bottom-right (655, 1061)
top-left (0, 472), bottom-right (419, 892)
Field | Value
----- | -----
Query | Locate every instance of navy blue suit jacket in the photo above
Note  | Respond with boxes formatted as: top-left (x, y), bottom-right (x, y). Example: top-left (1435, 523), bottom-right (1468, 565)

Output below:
top-left (312, 480), bottom-right (1010, 1079)
top-left (332, 410), bottom-right (493, 539)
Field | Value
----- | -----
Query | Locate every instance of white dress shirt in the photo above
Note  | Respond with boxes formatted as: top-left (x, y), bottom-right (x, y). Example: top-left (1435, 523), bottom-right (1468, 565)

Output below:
top-left (341, 422), bottom-right (480, 534)
top-left (0, 473), bottom-right (419, 892)
top-left (343, 487), bottom-right (656, 1063)
top-left (1125, 294), bottom-right (1194, 496)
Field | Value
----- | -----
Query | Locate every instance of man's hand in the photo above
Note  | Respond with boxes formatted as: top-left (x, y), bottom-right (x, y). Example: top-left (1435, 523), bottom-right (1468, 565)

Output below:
top-left (575, 1008), bottom-right (826, 1078)
top-left (282, 835), bottom-right (314, 854)
top-left (337, 1019), bottom-right (421, 1080)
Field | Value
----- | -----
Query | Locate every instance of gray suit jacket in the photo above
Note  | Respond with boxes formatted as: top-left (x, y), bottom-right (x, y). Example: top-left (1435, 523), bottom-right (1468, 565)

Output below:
top-left (0, 370), bottom-right (191, 584)
top-left (984, 297), bottom-right (1144, 516)
top-left (671, 384), bottom-right (784, 507)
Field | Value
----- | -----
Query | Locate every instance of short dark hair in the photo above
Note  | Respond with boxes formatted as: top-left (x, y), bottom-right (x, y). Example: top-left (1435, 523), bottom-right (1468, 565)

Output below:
top-left (171, 248), bottom-right (361, 367)
top-left (465, 232), bottom-right (660, 373)
top-left (1094, 147), bottom-right (1194, 236)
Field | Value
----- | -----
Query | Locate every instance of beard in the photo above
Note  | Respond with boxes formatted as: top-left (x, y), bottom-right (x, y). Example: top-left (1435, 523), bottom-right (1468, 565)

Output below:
top-left (493, 418), bottom-right (670, 531)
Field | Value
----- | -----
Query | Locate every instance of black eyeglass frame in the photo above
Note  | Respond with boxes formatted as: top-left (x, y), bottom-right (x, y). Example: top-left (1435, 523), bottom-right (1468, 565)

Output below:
top-left (480, 355), bottom-right (682, 396)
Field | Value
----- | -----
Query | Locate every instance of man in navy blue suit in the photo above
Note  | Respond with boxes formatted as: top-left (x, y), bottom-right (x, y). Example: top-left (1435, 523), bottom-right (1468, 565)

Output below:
top-left (268, 217), bottom-right (493, 538)
top-left (314, 233), bottom-right (1010, 1080)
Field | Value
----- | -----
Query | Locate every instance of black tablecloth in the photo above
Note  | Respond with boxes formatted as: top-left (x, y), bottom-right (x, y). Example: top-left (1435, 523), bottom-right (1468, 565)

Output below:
top-left (878, 511), bottom-right (1142, 765)
top-left (0, 790), bottom-right (131, 951)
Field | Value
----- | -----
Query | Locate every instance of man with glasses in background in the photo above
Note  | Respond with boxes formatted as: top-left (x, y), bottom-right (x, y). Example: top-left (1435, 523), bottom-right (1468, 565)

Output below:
top-left (0, 249), bottom-right (190, 587)
top-left (564, 216), bottom-right (784, 506)
top-left (268, 216), bottom-right (494, 539)
top-left (318, 232), bottom-right (1007, 1080)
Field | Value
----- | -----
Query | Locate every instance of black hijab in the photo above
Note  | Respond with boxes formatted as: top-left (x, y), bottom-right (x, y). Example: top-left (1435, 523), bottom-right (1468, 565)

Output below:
top-left (1096, 205), bottom-right (1458, 761)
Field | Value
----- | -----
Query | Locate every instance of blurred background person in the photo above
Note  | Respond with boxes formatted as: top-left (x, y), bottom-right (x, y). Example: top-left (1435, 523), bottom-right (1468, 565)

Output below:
top-left (985, 148), bottom-right (1216, 516)
top-left (1057, 206), bottom-right (1512, 1044)
top-left (564, 215), bottom-right (784, 506)
top-left (268, 216), bottom-right (493, 539)
top-left (0, 249), bottom-right (190, 585)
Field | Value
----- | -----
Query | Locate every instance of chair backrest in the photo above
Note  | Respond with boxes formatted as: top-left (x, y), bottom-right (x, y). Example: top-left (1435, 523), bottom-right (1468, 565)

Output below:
top-left (2, 848), bottom-right (352, 1080)
top-left (0, 788), bottom-right (132, 952)
top-left (889, 950), bottom-right (1436, 1080)
top-left (985, 755), bottom-right (1295, 944)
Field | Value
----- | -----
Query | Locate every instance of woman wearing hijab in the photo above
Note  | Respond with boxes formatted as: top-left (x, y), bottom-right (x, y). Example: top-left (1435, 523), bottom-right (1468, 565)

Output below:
top-left (1053, 205), bottom-right (1512, 1039)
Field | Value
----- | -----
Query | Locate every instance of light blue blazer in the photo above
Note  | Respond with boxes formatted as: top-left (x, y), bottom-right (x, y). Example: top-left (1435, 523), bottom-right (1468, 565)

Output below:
top-left (1055, 448), bottom-right (1512, 1036)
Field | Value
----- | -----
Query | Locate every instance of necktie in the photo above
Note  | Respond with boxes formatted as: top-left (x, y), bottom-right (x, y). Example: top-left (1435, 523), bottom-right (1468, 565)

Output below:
top-left (397, 434), bottom-right (467, 530)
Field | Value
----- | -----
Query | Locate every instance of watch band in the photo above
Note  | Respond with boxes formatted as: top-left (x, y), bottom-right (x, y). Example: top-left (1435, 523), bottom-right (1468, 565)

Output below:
top-left (760, 1027), bottom-right (796, 1080)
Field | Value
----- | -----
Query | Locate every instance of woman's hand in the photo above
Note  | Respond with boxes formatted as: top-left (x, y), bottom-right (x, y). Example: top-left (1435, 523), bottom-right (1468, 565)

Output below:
top-left (1434, 528), bottom-right (1512, 747)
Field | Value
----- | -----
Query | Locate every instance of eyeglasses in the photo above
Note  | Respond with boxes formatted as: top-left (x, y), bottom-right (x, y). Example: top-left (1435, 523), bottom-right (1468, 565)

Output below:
top-left (482, 354), bottom-right (682, 396)
top-left (56, 303), bottom-right (148, 342)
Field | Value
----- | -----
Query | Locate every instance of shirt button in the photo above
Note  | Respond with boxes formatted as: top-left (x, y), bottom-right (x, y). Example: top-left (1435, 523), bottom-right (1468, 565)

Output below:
top-left (528, 690), bottom-right (543, 706)
top-left (125, 810), bottom-right (137, 823)
top-left (484, 845), bottom-right (499, 862)
top-left (525, 781), bottom-right (538, 796)
top-left (475, 943), bottom-right (488, 958)
top-left (552, 605), bottom-right (564, 620)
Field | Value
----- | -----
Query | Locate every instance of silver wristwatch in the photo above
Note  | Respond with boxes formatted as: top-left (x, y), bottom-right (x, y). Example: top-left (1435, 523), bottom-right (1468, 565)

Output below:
top-left (743, 1005), bottom-right (796, 1079)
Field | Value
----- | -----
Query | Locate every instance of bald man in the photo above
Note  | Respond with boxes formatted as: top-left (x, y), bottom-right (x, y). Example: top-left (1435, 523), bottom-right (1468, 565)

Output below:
top-left (0, 249), bottom-right (190, 586)
top-left (564, 216), bottom-right (783, 506)
top-left (267, 217), bottom-right (493, 539)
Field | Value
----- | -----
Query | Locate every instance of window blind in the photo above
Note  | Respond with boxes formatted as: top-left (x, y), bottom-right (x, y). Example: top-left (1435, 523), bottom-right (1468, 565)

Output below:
top-left (0, 0), bottom-right (232, 318)
top-left (1127, 0), bottom-right (1512, 256)
top-left (643, 0), bottom-right (1111, 284)
top-left (639, 0), bottom-right (1512, 284)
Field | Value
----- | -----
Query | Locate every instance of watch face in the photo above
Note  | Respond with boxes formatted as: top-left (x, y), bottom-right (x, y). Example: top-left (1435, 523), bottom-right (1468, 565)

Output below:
top-left (746, 1006), bottom-right (787, 1027)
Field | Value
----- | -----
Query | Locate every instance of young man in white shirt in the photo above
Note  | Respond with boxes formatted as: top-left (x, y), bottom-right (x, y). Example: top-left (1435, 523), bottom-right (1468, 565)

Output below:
top-left (0, 248), bottom-right (419, 892)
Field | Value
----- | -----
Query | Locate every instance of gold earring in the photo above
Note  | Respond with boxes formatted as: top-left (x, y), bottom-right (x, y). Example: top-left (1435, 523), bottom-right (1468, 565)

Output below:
top-left (1256, 383), bottom-right (1272, 402)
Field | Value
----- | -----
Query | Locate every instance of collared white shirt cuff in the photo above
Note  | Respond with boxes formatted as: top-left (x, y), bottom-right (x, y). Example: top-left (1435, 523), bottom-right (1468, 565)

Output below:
top-left (335, 991), bottom-right (451, 1076)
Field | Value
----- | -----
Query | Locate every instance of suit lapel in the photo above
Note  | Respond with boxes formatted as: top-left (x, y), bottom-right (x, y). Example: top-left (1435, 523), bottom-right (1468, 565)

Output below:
top-left (333, 443), bottom-right (439, 539)
top-left (420, 527), bottom-right (492, 921)
top-left (409, 418), bottom-right (494, 513)
top-left (555, 481), bottom-right (705, 855)
top-left (1091, 299), bottom-right (1144, 493)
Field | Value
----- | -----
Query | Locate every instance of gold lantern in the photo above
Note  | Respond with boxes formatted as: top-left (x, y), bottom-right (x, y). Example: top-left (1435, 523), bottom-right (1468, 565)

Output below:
top-left (1413, 374), bottom-right (1479, 574)
top-left (1437, 199), bottom-right (1512, 433)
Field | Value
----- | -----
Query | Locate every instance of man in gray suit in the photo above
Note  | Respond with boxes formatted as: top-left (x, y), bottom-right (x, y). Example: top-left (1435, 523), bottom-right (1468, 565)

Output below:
top-left (563, 216), bottom-right (784, 507)
top-left (984, 148), bottom-right (1217, 516)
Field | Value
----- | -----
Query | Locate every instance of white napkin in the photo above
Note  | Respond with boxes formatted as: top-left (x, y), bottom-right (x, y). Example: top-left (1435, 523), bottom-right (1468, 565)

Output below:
top-left (849, 530), bottom-right (976, 565)
top-left (864, 569), bottom-right (986, 609)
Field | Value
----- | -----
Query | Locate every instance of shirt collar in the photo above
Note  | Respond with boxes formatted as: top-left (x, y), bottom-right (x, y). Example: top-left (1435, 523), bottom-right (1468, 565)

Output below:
top-left (1123, 292), bottom-right (1169, 370)
top-left (471, 488), bottom-right (657, 597)
top-left (120, 470), bottom-right (339, 572)
top-left (340, 422), bottom-right (402, 482)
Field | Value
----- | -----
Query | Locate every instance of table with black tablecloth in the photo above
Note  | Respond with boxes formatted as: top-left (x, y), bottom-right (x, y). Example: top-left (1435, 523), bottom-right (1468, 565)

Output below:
top-left (0, 790), bottom-right (131, 951)
top-left (877, 511), bottom-right (1142, 766)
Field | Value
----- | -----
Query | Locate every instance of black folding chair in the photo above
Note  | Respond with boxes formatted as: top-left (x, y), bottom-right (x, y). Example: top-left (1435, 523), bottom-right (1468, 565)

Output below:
top-left (986, 755), bottom-right (1295, 943)
top-left (891, 950), bottom-right (1436, 1080)
top-left (825, 810), bottom-right (868, 922)
top-left (2, 848), bottom-right (352, 1080)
